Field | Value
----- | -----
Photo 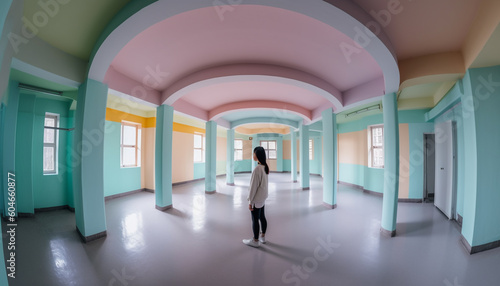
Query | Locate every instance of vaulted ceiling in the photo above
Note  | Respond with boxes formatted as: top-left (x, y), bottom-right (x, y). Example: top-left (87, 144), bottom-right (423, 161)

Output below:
top-left (15, 0), bottom-right (500, 130)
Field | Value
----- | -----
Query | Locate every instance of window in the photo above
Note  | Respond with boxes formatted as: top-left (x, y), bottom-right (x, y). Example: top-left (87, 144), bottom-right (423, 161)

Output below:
top-left (194, 133), bottom-right (205, 162)
top-left (309, 139), bottom-right (313, 160)
top-left (121, 121), bottom-right (141, 167)
top-left (369, 125), bottom-right (384, 168)
top-left (43, 113), bottom-right (59, 174)
top-left (260, 140), bottom-right (277, 159)
top-left (234, 139), bottom-right (243, 161)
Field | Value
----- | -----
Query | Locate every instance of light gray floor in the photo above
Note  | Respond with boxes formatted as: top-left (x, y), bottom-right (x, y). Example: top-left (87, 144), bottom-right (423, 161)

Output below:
top-left (3, 173), bottom-right (500, 286)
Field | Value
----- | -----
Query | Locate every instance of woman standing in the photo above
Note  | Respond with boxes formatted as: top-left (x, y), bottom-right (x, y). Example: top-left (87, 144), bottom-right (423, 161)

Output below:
top-left (243, 146), bottom-right (269, 248)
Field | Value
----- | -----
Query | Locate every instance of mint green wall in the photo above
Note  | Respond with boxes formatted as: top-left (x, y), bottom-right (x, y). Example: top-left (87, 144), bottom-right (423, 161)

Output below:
top-left (283, 159), bottom-right (291, 172)
top-left (103, 121), bottom-right (141, 197)
top-left (235, 159), bottom-right (252, 172)
top-left (32, 98), bottom-right (71, 208)
top-left (193, 160), bottom-right (232, 180)
top-left (463, 66), bottom-right (500, 247)
top-left (338, 109), bottom-right (431, 197)
top-left (310, 134), bottom-right (322, 175)
top-left (15, 93), bottom-right (35, 213)
top-left (194, 162), bottom-right (205, 180)
top-left (15, 93), bottom-right (72, 211)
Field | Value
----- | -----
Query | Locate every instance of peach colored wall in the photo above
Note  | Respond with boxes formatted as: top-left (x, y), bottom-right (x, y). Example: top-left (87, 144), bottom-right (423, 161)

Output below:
top-left (172, 131), bottom-right (195, 183)
top-left (283, 140), bottom-right (291, 160)
top-left (217, 137), bottom-right (227, 161)
top-left (398, 124), bottom-right (410, 199)
top-left (142, 128), bottom-right (156, 190)
top-left (338, 130), bottom-right (367, 166)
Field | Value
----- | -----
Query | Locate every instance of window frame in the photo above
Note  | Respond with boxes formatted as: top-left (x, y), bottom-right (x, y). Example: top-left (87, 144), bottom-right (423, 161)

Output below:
top-left (43, 113), bottom-right (59, 175)
top-left (260, 140), bottom-right (277, 160)
top-left (368, 124), bottom-right (384, 169)
top-left (234, 139), bottom-right (243, 161)
top-left (193, 132), bottom-right (205, 163)
top-left (120, 121), bottom-right (142, 168)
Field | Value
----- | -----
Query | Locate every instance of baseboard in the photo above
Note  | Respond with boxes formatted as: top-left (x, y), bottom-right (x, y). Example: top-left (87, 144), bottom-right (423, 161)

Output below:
top-left (380, 227), bottom-right (396, 237)
top-left (456, 214), bottom-right (463, 228)
top-left (155, 204), bottom-right (173, 211)
top-left (172, 178), bottom-right (205, 186)
top-left (302, 187), bottom-right (310, 191)
top-left (143, 188), bottom-right (154, 193)
top-left (398, 198), bottom-right (423, 203)
top-left (460, 235), bottom-right (500, 254)
top-left (338, 181), bottom-right (364, 190)
top-left (363, 189), bottom-right (383, 197)
top-left (105, 189), bottom-right (143, 201)
top-left (235, 171), bottom-right (252, 174)
top-left (205, 190), bottom-right (216, 194)
top-left (76, 227), bottom-right (107, 243)
top-left (323, 202), bottom-right (337, 209)
top-left (35, 205), bottom-right (72, 213)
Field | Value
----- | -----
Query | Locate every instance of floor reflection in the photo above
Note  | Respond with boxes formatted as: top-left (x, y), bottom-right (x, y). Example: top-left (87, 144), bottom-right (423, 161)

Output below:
top-left (121, 212), bottom-right (145, 252)
top-left (192, 194), bottom-right (206, 231)
top-left (49, 239), bottom-right (77, 285)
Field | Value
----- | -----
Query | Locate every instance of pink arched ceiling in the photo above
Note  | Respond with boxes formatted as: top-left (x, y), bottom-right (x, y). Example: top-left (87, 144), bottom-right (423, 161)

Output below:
top-left (90, 0), bottom-right (399, 126)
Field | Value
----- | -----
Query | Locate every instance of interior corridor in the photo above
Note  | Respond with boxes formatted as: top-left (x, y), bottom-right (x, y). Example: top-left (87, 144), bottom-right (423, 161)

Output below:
top-left (3, 173), bottom-right (498, 286)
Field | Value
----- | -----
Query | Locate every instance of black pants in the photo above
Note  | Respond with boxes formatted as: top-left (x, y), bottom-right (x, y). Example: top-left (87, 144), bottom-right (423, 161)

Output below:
top-left (251, 205), bottom-right (267, 240)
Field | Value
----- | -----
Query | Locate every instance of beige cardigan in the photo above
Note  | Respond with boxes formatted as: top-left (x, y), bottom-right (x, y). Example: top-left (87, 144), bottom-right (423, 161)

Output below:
top-left (247, 164), bottom-right (268, 208)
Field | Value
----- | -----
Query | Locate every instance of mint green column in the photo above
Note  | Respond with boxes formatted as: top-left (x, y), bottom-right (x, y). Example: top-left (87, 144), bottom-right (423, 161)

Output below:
top-left (381, 92), bottom-right (400, 237)
top-left (252, 136), bottom-right (258, 170)
top-left (73, 79), bottom-right (108, 242)
top-left (226, 128), bottom-right (235, 185)
top-left (322, 108), bottom-right (337, 209)
top-left (66, 109), bottom-right (75, 210)
top-left (155, 104), bottom-right (174, 210)
top-left (0, 0), bottom-right (17, 102)
top-left (299, 124), bottom-right (310, 190)
top-left (277, 136), bottom-right (283, 172)
top-left (205, 121), bottom-right (217, 194)
top-left (291, 130), bottom-right (297, 182)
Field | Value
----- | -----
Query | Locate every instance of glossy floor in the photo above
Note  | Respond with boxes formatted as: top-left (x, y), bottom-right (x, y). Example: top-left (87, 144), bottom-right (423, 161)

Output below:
top-left (3, 173), bottom-right (500, 286)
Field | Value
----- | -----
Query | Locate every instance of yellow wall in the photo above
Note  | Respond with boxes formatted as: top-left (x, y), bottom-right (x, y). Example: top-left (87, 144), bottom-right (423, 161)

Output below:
top-left (338, 130), bottom-right (367, 166)
top-left (283, 140), bottom-right (291, 160)
top-left (172, 131), bottom-right (195, 183)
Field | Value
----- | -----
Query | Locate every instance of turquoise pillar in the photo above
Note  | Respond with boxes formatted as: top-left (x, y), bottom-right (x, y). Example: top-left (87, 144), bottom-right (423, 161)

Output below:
top-left (291, 130), bottom-right (297, 182)
top-left (226, 128), bottom-right (235, 185)
top-left (155, 104), bottom-right (174, 210)
top-left (73, 79), bottom-right (108, 242)
top-left (252, 136), bottom-right (258, 170)
top-left (0, 0), bottom-right (19, 101)
top-left (380, 93), bottom-right (400, 237)
top-left (205, 121), bottom-right (217, 194)
top-left (299, 124), bottom-right (310, 190)
top-left (277, 136), bottom-right (283, 172)
top-left (2, 81), bottom-right (19, 216)
top-left (322, 108), bottom-right (337, 209)
top-left (66, 109), bottom-right (75, 210)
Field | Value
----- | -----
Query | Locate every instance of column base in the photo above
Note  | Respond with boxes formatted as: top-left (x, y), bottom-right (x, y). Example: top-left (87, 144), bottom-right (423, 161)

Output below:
top-left (76, 227), bottom-right (107, 243)
top-left (155, 204), bottom-right (173, 211)
top-left (226, 183), bottom-right (235, 186)
top-left (293, 180), bottom-right (298, 183)
top-left (322, 202), bottom-right (337, 209)
top-left (380, 227), bottom-right (396, 237)
top-left (302, 187), bottom-right (310, 191)
top-left (205, 190), bottom-right (216, 194)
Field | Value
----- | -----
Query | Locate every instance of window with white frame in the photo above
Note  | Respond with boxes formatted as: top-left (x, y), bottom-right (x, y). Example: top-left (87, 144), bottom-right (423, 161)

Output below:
top-left (309, 139), bottom-right (314, 160)
top-left (260, 140), bottom-right (277, 159)
top-left (369, 125), bottom-right (384, 168)
top-left (43, 113), bottom-right (59, 174)
top-left (194, 133), bottom-right (205, 162)
top-left (234, 139), bottom-right (243, 161)
top-left (121, 121), bottom-right (141, 167)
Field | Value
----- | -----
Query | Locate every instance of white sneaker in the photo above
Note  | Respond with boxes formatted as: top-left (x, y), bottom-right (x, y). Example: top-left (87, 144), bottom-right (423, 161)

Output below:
top-left (242, 238), bottom-right (261, 248)
top-left (259, 236), bottom-right (266, 244)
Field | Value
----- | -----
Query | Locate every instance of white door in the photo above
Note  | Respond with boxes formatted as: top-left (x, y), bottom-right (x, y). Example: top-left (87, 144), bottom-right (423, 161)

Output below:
top-left (434, 121), bottom-right (455, 219)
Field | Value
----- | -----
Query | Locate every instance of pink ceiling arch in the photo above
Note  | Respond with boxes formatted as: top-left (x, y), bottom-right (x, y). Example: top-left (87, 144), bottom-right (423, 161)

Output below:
top-left (91, 0), bottom-right (399, 125)
top-left (208, 100), bottom-right (312, 123)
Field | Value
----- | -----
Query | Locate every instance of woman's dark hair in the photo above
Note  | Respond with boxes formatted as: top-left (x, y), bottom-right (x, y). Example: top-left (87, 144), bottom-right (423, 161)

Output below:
top-left (254, 146), bottom-right (269, 174)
